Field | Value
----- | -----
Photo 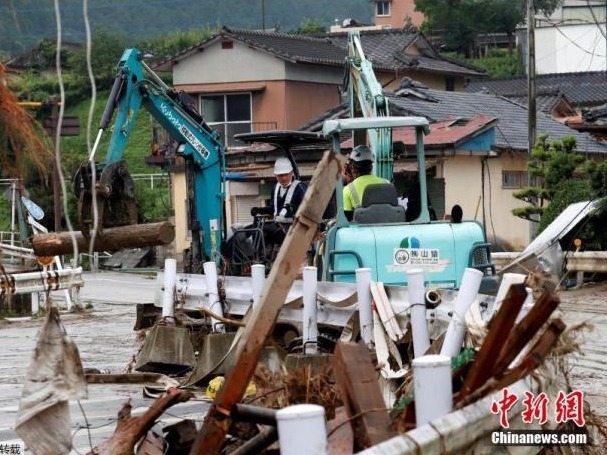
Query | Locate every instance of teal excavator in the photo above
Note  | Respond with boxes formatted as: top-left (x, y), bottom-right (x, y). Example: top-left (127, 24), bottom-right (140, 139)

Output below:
top-left (73, 48), bottom-right (225, 273)
top-left (316, 31), bottom-right (497, 292)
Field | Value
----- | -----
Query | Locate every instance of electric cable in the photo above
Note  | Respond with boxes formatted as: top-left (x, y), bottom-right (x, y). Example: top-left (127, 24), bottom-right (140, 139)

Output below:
top-left (52, 0), bottom-right (81, 280)
top-left (82, 0), bottom-right (100, 264)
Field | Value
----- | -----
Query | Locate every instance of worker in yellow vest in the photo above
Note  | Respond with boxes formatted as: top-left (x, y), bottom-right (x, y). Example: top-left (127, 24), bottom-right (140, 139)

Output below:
top-left (342, 145), bottom-right (389, 221)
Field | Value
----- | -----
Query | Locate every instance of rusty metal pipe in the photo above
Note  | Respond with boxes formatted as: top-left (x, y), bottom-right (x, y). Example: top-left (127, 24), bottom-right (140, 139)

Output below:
top-left (232, 403), bottom-right (277, 426)
top-left (229, 426), bottom-right (278, 455)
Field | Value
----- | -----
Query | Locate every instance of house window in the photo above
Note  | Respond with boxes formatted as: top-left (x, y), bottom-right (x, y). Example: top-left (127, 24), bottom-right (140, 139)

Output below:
top-left (376, 1), bottom-right (391, 17)
top-left (200, 93), bottom-right (252, 146)
top-left (502, 170), bottom-right (541, 189)
top-left (445, 77), bottom-right (455, 92)
top-left (502, 171), bottom-right (522, 189)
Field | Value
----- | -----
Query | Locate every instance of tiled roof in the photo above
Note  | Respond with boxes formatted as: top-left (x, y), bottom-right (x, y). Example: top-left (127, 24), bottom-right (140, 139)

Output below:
top-left (465, 72), bottom-right (607, 107)
top-left (329, 28), bottom-right (485, 76)
top-left (507, 92), bottom-right (575, 115)
top-left (155, 26), bottom-right (485, 77)
top-left (584, 103), bottom-right (607, 122)
top-left (386, 87), bottom-right (607, 154)
top-left (224, 28), bottom-right (346, 66)
top-left (342, 115), bottom-right (497, 149)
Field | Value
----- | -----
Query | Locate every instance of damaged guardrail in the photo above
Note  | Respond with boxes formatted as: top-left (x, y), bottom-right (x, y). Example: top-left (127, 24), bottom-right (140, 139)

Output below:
top-left (493, 251), bottom-right (607, 273)
top-left (0, 267), bottom-right (83, 294)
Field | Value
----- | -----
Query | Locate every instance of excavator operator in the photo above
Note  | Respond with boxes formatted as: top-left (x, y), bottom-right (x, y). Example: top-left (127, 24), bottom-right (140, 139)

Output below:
top-left (251, 157), bottom-right (307, 249)
top-left (342, 145), bottom-right (389, 221)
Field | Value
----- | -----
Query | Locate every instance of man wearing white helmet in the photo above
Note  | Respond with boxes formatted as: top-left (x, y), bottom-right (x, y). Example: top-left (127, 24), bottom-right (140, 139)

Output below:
top-left (343, 145), bottom-right (389, 221)
top-left (251, 156), bottom-right (307, 245)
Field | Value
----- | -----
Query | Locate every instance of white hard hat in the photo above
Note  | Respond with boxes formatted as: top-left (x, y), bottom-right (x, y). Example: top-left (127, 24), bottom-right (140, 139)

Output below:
top-left (350, 145), bottom-right (374, 162)
top-left (274, 157), bottom-right (294, 175)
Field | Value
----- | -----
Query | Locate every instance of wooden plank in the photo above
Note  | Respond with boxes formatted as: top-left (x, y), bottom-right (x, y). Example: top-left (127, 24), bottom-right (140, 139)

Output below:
top-left (456, 319), bottom-right (566, 409)
top-left (327, 407), bottom-right (354, 455)
top-left (190, 150), bottom-right (345, 455)
top-left (457, 283), bottom-right (527, 402)
top-left (492, 289), bottom-right (560, 373)
top-left (494, 319), bottom-right (566, 391)
top-left (332, 341), bottom-right (395, 449)
top-left (30, 221), bottom-right (175, 256)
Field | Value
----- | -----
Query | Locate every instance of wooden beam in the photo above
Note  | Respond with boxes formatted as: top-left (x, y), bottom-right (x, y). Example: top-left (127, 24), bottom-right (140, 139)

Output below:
top-left (190, 150), bottom-right (345, 455)
top-left (492, 289), bottom-right (560, 373)
top-left (456, 319), bottom-right (566, 409)
top-left (30, 221), bottom-right (175, 256)
top-left (332, 342), bottom-right (395, 449)
top-left (457, 283), bottom-right (527, 402)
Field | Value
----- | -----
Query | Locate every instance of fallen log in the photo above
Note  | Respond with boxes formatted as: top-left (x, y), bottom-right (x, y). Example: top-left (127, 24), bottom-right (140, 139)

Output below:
top-left (88, 387), bottom-right (191, 455)
top-left (30, 222), bottom-right (175, 256)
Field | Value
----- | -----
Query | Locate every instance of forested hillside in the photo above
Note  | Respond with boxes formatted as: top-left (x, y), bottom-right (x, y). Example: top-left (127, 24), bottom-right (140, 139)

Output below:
top-left (0, 0), bottom-right (372, 56)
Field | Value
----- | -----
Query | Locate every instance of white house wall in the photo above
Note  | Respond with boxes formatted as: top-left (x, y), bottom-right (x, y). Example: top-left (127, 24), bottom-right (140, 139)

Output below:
top-left (442, 155), bottom-right (531, 251)
top-left (535, 24), bottom-right (607, 74)
top-left (172, 41), bottom-right (286, 85)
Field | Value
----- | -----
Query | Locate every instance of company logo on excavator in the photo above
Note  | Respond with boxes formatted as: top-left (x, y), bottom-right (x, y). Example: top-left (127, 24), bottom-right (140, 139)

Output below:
top-left (160, 102), bottom-right (210, 159)
top-left (392, 237), bottom-right (440, 267)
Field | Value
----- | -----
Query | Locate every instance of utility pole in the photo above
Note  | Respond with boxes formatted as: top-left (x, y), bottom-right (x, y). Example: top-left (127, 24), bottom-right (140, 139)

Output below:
top-left (261, 0), bottom-right (265, 30)
top-left (527, 0), bottom-right (537, 154)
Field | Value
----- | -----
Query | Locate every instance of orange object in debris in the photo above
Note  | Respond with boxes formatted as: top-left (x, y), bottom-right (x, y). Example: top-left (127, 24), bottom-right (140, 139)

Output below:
top-left (36, 256), bottom-right (55, 267)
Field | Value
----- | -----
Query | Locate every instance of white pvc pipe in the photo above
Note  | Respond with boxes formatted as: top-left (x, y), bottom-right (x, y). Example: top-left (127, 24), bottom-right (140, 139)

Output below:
top-left (440, 268), bottom-right (483, 358)
top-left (516, 287), bottom-right (535, 324)
top-left (30, 292), bottom-right (40, 315)
top-left (277, 404), bottom-right (327, 455)
top-left (303, 266), bottom-right (318, 355)
top-left (407, 269), bottom-right (429, 358)
top-left (494, 272), bottom-right (526, 312)
top-left (203, 261), bottom-right (225, 333)
top-left (412, 355), bottom-right (452, 426)
top-left (162, 258), bottom-right (177, 319)
top-left (251, 264), bottom-right (265, 308)
top-left (355, 268), bottom-right (373, 345)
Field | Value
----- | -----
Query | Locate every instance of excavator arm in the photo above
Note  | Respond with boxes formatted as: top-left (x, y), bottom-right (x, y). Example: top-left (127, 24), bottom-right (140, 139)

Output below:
top-left (345, 30), bottom-right (393, 180)
top-left (75, 48), bottom-right (225, 270)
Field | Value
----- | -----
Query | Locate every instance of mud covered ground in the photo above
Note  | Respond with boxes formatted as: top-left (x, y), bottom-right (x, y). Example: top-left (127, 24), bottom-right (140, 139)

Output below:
top-left (0, 271), bottom-right (606, 453)
top-left (559, 280), bottom-right (607, 420)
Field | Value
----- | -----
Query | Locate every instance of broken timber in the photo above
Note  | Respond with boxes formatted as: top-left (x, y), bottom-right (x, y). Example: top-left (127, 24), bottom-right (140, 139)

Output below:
top-left (458, 283), bottom-right (527, 400)
top-left (190, 150), bottom-right (345, 455)
top-left (30, 221), bottom-right (175, 256)
top-left (332, 341), bottom-right (395, 449)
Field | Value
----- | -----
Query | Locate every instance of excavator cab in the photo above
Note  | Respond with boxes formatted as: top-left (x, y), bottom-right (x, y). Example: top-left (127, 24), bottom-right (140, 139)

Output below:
top-left (319, 117), bottom-right (498, 292)
top-left (224, 131), bottom-right (330, 275)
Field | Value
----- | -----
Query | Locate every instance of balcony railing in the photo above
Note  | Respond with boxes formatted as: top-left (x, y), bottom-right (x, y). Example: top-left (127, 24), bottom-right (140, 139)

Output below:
top-left (146, 121), bottom-right (280, 166)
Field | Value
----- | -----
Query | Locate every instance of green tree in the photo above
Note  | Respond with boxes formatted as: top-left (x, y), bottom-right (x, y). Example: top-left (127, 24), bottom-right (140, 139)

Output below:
top-left (67, 28), bottom-right (128, 92)
top-left (136, 27), bottom-right (215, 62)
top-left (414, 0), bottom-right (564, 57)
top-left (289, 18), bottom-right (327, 35)
top-left (512, 134), bottom-right (586, 225)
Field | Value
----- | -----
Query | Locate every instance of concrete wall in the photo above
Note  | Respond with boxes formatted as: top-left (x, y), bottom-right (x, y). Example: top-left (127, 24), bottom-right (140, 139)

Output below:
top-left (284, 80), bottom-right (342, 129)
top-left (173, 40), bottom-right (285, 84)
top-left (374, 0), bottom-right (425, 28)
top-left (441, 154), bottom-right (531, 251)
top-left (535, 24), bottom-right (607, 74)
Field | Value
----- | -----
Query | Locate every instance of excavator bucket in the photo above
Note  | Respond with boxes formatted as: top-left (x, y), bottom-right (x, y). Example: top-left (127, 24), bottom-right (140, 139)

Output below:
top-left (74, 160), bottom-right (138, 237)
